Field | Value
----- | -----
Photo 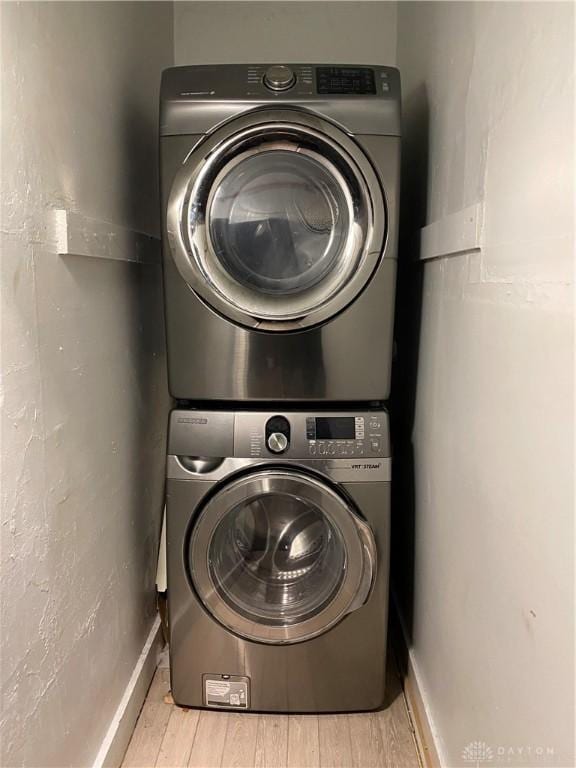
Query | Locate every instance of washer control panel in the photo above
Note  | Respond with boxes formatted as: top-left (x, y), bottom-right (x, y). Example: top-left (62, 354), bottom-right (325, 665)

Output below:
top-left (234, 411), bottom-right (389, 459)
top-left (168, 410), bottom-right (391, 482)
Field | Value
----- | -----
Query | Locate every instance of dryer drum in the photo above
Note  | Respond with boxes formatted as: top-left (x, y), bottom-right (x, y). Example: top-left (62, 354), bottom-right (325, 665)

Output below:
top-left (166, 109), bottom-right (386, 331)
top-left (207, 150), bottom-right (348, 297)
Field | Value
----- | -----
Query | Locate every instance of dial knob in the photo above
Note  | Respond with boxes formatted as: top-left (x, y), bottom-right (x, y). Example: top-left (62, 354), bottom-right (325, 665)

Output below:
top-left (267, 432), bottom-right (289, 454)
top-left (264, 65), bottom-right (296, 91)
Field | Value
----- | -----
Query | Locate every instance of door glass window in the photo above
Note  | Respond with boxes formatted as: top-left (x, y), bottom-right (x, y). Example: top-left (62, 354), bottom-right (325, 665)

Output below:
top-left (207, 151), bottom-right (351, 295)
top-left (207, 491), bottom-right (346, 626)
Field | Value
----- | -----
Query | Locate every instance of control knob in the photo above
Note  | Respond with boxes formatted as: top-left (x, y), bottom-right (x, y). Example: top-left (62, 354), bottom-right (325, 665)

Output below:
top-left (267, 432), bottom-right (289, 454)
top-left (265, 415), bottom-right (291, 454)
top-left (264, 65), bottom-right (296, 91)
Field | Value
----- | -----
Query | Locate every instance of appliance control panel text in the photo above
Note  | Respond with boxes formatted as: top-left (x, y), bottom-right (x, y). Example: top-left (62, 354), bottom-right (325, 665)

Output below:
top-left (233, 411), bottom-right (388, 459)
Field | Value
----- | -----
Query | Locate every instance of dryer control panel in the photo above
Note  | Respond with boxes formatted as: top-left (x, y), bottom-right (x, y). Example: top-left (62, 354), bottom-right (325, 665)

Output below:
top-left (160, 64), bottom-right (401, 138)
top-left (245, 63), bottom-right (391, 98)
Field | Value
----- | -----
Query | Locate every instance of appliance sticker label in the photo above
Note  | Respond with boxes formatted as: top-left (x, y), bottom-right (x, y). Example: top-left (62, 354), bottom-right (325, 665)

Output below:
top-left (204, 676), bottom-right (249, 709)
top-left (206, 681), bottom-right (230, 698)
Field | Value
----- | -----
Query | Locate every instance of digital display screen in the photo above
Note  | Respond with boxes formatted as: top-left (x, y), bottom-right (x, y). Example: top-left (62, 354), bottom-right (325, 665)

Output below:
top-left (315, 417), bottom-right (356, 440)
top-left (316, 67), bottom-right (376, 95)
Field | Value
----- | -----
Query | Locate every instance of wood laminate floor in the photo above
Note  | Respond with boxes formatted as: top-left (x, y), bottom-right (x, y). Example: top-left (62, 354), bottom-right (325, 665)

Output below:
top-left (122, 654), bottom-right (421, 768)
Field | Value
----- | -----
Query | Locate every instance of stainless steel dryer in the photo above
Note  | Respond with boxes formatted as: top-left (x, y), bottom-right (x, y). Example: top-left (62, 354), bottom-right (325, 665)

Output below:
top-left (160, 64), bottom-right (401, 401)
top-left (166, 408), bottom-right (391, 712)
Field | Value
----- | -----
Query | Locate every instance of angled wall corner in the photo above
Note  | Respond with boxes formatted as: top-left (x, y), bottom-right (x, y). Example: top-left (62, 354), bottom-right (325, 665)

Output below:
top-left (394, 2), bottom-right (574, 766)
top-left (0, 3), bottom-right (174, 766)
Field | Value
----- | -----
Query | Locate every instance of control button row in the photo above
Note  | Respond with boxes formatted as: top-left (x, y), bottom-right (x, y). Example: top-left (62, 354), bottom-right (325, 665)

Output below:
top-left (309, 444), bottom-right (364, 457)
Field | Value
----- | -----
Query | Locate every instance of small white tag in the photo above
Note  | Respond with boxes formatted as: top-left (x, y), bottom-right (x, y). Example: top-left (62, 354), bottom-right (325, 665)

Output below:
top-left (206, 681), bottom-right (230, 698)
top-left (204, 676), bottom-right (250, 709)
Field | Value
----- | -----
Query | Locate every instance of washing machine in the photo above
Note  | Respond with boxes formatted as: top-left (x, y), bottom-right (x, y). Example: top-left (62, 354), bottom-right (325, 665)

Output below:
top-left (166, 408), bottom-right (391, 712)
top-left (160, 64), bottom-right (401, 402)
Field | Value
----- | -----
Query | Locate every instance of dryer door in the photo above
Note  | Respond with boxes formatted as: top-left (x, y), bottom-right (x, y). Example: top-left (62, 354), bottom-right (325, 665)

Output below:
top-left (167, 109), bottom-right (385, 331)
top-left (188, 469), bottom-right (376, 644)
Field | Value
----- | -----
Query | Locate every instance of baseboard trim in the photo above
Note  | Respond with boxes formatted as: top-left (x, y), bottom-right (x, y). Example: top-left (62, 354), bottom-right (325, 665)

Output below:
top-left (402, 651), bottom-right (442, 768)
top-left (93, 616), bottom-right (163, 768)
top-left (391, 603), bottom-right (443, 768)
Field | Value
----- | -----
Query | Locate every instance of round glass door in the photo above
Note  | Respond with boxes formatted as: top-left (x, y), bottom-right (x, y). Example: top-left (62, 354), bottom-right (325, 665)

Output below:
top-left (188, 470), bottom-right (376, 644)
top-left (207, 151), bottom-right (350, 296)
top-left (167, 110), bottom-right (386, 331)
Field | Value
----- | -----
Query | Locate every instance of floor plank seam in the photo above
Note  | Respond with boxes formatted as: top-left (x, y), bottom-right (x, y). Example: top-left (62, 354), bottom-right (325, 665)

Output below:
top-left (183, 709), bottom-right (200, 767)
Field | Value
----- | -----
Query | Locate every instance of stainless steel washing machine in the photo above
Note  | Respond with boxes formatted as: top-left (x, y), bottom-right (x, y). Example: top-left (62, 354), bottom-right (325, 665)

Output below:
top-left (160, 64), bottom-right (401, 401)
top-left (166, 408), bottom-right (391, 712)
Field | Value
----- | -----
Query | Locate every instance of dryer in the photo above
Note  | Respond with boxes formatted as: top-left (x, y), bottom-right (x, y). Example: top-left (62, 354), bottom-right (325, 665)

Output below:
top-left (166, 408), bottom-right (391, 712)
top-left (160, 64), bottom-right (401, 402)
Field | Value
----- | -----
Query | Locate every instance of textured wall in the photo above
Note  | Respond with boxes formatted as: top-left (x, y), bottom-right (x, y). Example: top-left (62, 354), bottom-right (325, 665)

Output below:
top-left (174, 1), bottom-right (397, 66)
top-left (394, 2), bottom-right (574, 766)
top-left (0, 3), bottom-right (172, 766)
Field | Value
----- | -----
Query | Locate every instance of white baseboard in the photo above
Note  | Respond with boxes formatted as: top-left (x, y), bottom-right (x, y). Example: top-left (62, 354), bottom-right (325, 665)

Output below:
top-left (403, 645), bottom-right (444, 768)
top-left (392, 602), bottom-right (445, 768)
top-left (93, 616), bottom-right (163, 768)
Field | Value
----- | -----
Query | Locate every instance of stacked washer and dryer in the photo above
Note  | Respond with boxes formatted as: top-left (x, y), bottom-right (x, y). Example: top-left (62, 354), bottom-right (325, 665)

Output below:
top-left (160, 64), bottom-right (400, 712)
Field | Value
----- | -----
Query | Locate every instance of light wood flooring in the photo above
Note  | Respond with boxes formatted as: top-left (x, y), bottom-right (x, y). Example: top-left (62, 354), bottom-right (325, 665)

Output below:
top-left (122, 654), bottom-right (421, 768)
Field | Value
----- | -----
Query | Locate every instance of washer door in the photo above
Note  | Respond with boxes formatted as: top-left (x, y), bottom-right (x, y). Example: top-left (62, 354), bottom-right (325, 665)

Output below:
top-left (188, 469), bottom-right (376, 644)
top-left (167, 109), bottom-right (386, 331)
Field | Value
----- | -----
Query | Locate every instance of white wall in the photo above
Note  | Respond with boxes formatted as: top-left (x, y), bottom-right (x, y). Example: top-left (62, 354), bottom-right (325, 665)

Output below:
top-left (174, 1), bottom-right (397, 66)
top-left (0, 3), bottom-right (172, 766)
top-left (395, 2), bottom-right (574, 766)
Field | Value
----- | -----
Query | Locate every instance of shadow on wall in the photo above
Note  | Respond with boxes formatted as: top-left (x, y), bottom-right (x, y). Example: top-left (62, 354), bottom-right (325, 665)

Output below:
top-left (390, 82), bottom-right (429, 654)
top-left (121, 92), bottom-right (171, 614)
top-left (57, 90), bottom-right (170, 647)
